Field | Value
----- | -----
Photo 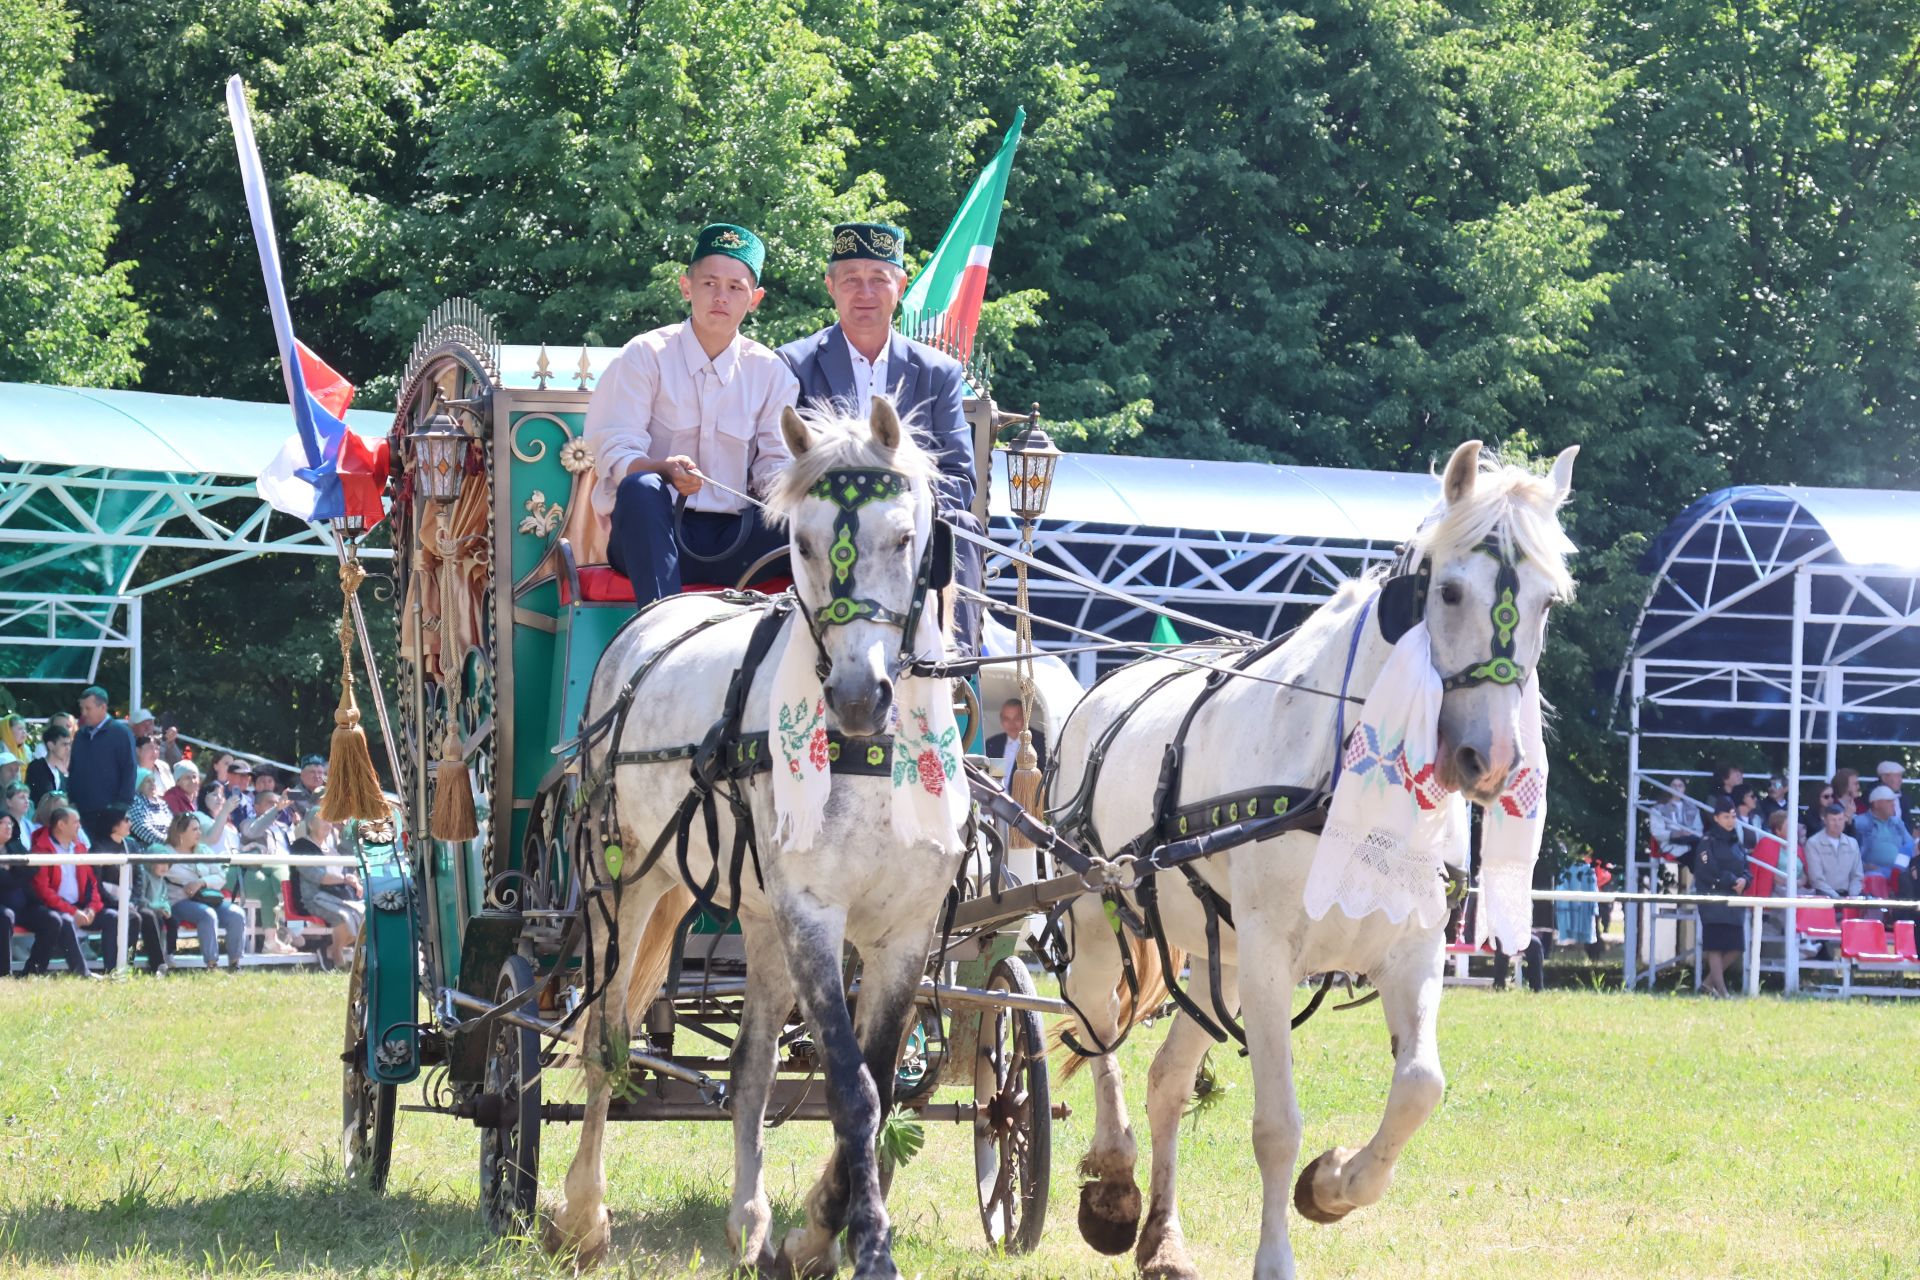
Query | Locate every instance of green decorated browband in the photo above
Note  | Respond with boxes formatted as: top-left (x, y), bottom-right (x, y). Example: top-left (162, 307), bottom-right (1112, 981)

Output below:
top-left (809, 469), bottom-right (912, 628)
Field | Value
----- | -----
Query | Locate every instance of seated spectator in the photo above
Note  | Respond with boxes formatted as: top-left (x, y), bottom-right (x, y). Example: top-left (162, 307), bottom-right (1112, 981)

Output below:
top-left (5, 781), bottom-right (33, 845)
top-left (134, 732), bottom-right (162, 780)
top-left (1853, 786), bottom-right (1914, 886)
top-left (129, 769), bottom-right (171, 850)
top-left (288, 754), bottom-right (327, 811)
top-left (1804, 804), bottom-right (1865, 899)
top-left (212, 783), bottom-right (296, 956)
top-left (164, 760), bottom-right (201, 816)
top-left (1693, 795), bottom-right (1751, 998)
top-left (1874, 760), bottom-right (1912, 828)
top-left (31, 791), bottom-right (87, 852)
top-left (1754, 776), bottom-right (1788, 825)
top-left (25, 723), bottom-right (71, 803)
top-left (1832, 767), bottom-right (1863, 823)
top-left (1802, 781), bottom-right (1837, 841)
top-left (225, 758), bottom-right (255, 821)
top-left (0, 749), bottom-right (20, 790)
top-left (1753, 809), bottom-right (1802, 897)
top-left (250, 767), bottom-right (294, 829)
top-left (89, 806), bottom-right (168, 974)
top-left (0, 810), bottom-right (72, 978)
top-left (28, 806), bottom-right (106, 977)
top-left (290, 810), bottom-right (363, 967)
top-left (1648, 777), bottom-right (1704, 860)
top-left (159, 812), bottom-right (246, 970)
top-left (129, 706), bottom-right (157, 745)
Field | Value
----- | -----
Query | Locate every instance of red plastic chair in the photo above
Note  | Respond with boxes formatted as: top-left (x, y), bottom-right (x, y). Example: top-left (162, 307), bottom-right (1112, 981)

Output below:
top-left (1896, 921), bottom-right (1918, 963)
top-left (1840, 919), bottom-right (1902, 963)
top-left (1862, 870), bottom-right (1895, 899)
top-left (1795, 904), bottom-right (1843, 941)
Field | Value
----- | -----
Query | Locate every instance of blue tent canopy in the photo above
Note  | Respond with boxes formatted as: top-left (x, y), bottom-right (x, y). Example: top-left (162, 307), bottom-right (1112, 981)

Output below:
top-left (1620, 484), bottom-right (1920, 748)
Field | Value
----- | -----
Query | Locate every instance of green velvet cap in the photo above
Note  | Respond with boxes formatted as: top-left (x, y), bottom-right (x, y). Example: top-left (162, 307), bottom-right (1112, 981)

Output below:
top-left (830, 222), bottom-right (906, 267)
top-left (691, 223), bottom-right (766, 282)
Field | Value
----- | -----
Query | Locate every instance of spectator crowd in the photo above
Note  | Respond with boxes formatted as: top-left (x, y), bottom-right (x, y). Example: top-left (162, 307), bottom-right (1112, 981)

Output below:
top-left (1646, 759), bottom-right (1918, 995)
top-left (0, 687), bottom-right (366, 976)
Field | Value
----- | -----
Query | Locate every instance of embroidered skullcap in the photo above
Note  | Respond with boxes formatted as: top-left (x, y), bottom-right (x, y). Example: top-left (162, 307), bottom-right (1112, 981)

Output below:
top-left (691, 223), bottom-right (766, 283)
top-left (830, 222), bottom-right (906, 268)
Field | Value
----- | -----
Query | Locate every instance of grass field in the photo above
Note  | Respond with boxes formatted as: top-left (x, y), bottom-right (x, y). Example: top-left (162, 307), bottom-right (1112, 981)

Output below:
top-left (1, 971), bottom-right (1913, 1279)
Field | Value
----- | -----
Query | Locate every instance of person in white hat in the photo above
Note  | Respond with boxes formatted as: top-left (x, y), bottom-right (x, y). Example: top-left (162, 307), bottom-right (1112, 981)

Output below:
top-left (0, 749), bottom-right (20, 790)
top-left (1874, 760), bottom-right (1910, 828)
top-left (1853, 784), bottom-right (1914, 880)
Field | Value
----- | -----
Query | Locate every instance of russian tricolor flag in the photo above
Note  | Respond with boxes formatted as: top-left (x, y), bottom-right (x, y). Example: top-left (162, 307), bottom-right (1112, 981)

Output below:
top-left (901, 107), bottom-right (1024, 363)
top-left (226, 76), bottom-right (387, 531)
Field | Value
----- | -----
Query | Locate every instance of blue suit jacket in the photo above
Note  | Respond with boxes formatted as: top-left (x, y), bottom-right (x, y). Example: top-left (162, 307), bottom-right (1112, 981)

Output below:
top-left (777, 325), bottom-right (977, 523)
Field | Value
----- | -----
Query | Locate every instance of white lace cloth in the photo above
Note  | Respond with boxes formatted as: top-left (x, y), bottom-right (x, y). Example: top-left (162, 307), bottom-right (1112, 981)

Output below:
top-left (768, 490), bottom-right (970, 855)
top-left (1304, 620), bottom-right (1546, 954)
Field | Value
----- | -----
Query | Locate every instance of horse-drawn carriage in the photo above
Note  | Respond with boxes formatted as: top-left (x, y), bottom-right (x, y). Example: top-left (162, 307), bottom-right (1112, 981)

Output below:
top-left (338, 302), bottom-right (1064, 1256)
top-left (333, 300), bottom-right (1580, 1279)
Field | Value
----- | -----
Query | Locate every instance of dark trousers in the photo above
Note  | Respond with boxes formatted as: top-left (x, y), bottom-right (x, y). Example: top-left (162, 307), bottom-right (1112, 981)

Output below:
top-left (608, 472), bottom-right (790, 609)
top-left (3, 890), bottom-right (92, 975)
top-left (81, 809), bottom-right (122, 850)
top-left (947, 511), bottom-right (984, 659)
top-left (102, 905), bottom-right (168, 972)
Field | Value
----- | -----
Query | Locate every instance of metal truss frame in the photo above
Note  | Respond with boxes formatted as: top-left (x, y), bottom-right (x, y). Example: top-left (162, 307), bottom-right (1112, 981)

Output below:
top-left (0, 463), bottom-right (390, 692)
top-left (983, 518), bottom-right (1397, 683)
top-left (1617, 488), bottom-right (1920, 994)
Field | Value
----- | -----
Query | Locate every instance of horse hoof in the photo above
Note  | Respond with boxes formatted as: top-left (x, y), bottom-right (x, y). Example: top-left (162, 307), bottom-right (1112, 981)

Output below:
top-left (543, 1207), bottom-right (612, 1270)
top-left (1293, 1151), bottom-right (1352, 1225)
top-left (1077, 1179), bottom-right (1142, 1255)
top-left (775, 1227), bottom-right (839, 1280)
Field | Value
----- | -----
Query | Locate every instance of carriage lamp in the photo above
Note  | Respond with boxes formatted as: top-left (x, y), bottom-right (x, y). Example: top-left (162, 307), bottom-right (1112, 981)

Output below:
top-left (409, 413), bottom-right (470, 504)
top-left (997, 402), bottom-right (1059, 854)
top-left (1000, 405), bottom-right (1060, 523)
top-left (330, 513), bottom-right (367, 539)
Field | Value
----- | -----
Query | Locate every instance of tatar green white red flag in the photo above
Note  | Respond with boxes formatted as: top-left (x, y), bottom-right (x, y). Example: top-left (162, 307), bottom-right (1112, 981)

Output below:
top-left (902, 107), bottom-right (1025, 361)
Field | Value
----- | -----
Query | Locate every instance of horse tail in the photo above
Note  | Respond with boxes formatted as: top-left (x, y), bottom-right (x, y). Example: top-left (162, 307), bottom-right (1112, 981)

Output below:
top-left (1048, 932), bottom-right (1182, 1081)
top-left (625, 883), bottom-right (695, 1030)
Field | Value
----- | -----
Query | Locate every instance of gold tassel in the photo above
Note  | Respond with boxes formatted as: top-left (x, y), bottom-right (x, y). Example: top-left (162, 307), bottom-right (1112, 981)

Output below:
top-left (430, 721), bottom-right (478, 841)
top-left (1007, 729), bottom-right (1043, 850)
top-left (320, 557), bottom-right (389, 822)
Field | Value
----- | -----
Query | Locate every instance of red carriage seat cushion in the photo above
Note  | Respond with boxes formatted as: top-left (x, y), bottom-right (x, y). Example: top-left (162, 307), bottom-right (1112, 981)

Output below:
top-left (565, 564), bottom-right (793, 605)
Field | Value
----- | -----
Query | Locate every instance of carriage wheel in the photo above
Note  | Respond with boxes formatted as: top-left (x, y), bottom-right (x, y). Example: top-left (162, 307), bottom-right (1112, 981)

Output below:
top-left (342, 947), bottom-right (396, 1190)
top-left (973, 954), bottom-right (1051, 1253)
top-left (479, 955), bottom-right (542, 1234)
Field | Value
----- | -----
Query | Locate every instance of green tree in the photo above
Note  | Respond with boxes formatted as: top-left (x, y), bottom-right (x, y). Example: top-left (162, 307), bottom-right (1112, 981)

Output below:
top-left (0, 0), bottom-right (144, 385)
top-left (69, 0), bottom-right (418, 401)
top-left (347, 0), bottom-right (882, 363)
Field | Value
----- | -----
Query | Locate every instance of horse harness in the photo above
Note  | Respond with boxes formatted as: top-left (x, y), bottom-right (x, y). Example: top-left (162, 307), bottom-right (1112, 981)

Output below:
top-left (547, 466), bottom-right (952, 1046)
top-left (1040, 536), bottom-right (1525, 1057)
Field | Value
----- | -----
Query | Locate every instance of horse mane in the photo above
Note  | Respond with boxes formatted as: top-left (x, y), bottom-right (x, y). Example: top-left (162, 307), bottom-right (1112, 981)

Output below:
top-left (1409, 451), bottom-right (1576, 599)
top-left (763, 398), bottom-right (940, 526)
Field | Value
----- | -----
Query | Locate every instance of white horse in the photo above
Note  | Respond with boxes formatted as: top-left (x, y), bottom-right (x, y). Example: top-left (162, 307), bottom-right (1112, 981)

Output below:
top-left (546, 400), bottom-right (965, 1280)
top-left (1053, 440), bottom-right (1577, 1279)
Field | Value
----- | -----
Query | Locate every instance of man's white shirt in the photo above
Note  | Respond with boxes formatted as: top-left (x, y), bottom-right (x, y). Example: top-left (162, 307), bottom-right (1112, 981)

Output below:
top-left (584, 322), bottom-right (798, 518)
top-left (846, 332), bottom-right (890, 414)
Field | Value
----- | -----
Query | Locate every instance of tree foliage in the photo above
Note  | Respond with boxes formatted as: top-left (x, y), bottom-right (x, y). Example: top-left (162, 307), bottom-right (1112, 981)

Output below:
top-left (0, 0), bottom-right (144, 385)
top-left (14, 0), bottom-right (1920, 844)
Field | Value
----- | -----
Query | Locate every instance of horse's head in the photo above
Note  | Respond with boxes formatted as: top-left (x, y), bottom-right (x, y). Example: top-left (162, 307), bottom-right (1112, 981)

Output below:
top-left (1412, 439), bottom-right (1578, 803)
top-left (772, 398), bottom-right (939, 737)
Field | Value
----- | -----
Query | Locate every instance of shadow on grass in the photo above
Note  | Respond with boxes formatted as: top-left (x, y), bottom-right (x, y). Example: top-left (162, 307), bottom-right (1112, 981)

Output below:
top-left (0, 1167), bottom-right (772, 1277)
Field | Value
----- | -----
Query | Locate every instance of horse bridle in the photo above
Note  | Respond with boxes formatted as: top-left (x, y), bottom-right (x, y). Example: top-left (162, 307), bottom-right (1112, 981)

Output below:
top-left (796, 467), bottom-right (949, 677)
top-left (1376, 536), bottom-right (1530, 691)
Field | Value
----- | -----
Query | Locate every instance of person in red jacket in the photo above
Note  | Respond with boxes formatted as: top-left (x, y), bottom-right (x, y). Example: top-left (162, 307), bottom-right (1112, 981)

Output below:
top-left (29, 805), bottom-right (108, 976)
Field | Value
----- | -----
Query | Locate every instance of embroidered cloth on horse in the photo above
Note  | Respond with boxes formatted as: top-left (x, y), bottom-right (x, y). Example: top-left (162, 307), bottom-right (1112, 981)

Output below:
top-left (1303, 619), bottom-right (1546, 954)
top-left (768, 481), bottom-right (969, 854)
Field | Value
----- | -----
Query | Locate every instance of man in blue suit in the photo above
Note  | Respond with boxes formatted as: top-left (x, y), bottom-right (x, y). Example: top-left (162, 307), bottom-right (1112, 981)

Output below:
top-left (779, 222), bottom-right (983, 653)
